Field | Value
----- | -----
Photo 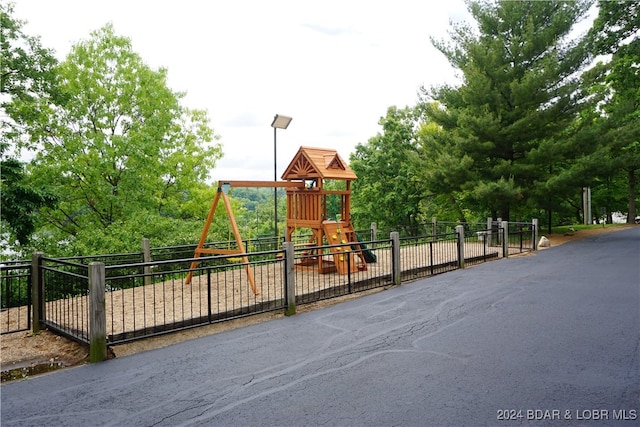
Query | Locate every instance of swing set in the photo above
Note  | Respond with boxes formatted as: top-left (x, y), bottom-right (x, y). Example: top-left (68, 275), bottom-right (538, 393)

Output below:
top-left (185, 147), bottom-right (372, 294)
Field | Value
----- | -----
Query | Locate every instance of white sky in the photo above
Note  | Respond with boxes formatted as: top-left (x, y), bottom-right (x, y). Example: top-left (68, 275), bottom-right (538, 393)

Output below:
top-left (13, 0), bottom-right (470, 181)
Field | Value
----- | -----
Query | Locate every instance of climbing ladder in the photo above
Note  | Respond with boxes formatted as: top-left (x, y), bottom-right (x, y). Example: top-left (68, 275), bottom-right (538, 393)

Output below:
top-left (322, 220), bottom-right (367, 275)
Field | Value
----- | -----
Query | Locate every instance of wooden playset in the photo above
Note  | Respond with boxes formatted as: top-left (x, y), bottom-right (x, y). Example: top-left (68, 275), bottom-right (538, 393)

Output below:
top-left (185, 146), bottom-right (370, 293)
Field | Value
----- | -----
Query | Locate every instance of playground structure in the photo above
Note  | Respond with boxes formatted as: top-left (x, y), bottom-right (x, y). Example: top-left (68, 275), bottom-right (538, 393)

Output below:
top-left (185, 147), bottom-right (371, 293)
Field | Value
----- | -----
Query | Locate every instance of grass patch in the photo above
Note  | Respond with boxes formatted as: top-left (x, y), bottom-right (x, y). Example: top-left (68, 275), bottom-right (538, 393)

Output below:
top-left (551, 223), bottom-right (627, 235)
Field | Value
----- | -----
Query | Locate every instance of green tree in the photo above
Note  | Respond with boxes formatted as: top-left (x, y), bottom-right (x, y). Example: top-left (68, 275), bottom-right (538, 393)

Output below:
top-left (1, 144), bottom-right (57, 246)
top-left (13, 24), bottom-right (222, 254)
top-left (1, 3), bottom-right (60, 249)
top-left (350, 106), bottom-right (425, 233)
top-left (586, 0), bottom-right (639, 223)
top-left (1, 2), bottom-right (61, 145)
top-left (420, 0), bottom-right (594, 224)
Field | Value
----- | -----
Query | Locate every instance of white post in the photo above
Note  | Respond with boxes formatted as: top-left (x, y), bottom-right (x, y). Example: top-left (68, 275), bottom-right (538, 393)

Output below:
top-left (532, 219), bottom-right (539, 251)
top-left (502, 221), bottom-right (509, 258)
top-left (486, 217), bottom-right (493, 247)
top-left (582, 187), bottom-right (592, 225)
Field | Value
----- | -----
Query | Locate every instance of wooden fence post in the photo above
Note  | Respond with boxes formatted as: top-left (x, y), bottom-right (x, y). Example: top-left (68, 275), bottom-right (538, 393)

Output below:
top-left (486, 217), bottom-right (493, 247)
top-left (142, 237), bottom-right (151, 286)
top-left (532, 218), bottom-right (539, 251)
top-left (31, 252), bottom-right (44, 334)
top-left (391, 232), bottom-right (401, 286)
top-left (284, 242), bottom-right (296, 316)
top-left (89, 262), bottom-right (107, 362)
top-left (142, 238), bottom-right (151, 287)
top-left (432, 217), bottom-right (437, 240)
top-left (456, 225), bottom-right (465, 269)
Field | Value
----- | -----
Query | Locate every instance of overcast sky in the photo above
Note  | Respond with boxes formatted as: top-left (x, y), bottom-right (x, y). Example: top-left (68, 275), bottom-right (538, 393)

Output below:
top-left (14, 0), bottom-right (471, 181)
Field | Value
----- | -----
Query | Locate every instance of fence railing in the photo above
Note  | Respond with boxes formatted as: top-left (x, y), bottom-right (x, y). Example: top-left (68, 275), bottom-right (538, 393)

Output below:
top-left (6, 219), bottom-right (537, 359)
top-left (40, 258), bottom-right (90, 343)
top-left (103, 250), bottom-right (287, 344)
top-left (0, 261), bottom-right (31, 334)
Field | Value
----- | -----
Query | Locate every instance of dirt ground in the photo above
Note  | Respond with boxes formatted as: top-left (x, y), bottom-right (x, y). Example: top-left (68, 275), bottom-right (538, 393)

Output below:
top-left (1, 225), bottom-right (635, 381)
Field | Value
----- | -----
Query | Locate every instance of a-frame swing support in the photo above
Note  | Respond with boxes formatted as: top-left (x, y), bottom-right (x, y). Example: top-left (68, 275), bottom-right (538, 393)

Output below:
top-left (185, 180), bottom-right (305, 294)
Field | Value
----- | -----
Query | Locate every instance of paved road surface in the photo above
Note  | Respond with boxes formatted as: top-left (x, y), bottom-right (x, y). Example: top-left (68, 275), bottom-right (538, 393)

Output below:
top-left (2, 228), bottom-right (639, 426)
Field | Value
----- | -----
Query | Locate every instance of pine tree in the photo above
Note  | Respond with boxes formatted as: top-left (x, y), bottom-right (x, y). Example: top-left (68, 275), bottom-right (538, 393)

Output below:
top-left (420, 0), bottom-right (594, 223)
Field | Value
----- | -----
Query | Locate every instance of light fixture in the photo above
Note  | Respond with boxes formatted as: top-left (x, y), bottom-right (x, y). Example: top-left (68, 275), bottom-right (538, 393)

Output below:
top-left (271, 114), bottom-right (292, 130)
top-left (271, 114), bottom-right (292, 239)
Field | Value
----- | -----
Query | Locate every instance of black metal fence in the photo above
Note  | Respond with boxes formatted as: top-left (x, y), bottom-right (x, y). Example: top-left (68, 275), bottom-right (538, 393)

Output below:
top-left (504, 221), bottom-right (535, 255)
top-left (0, 261), bottom-right (31, 334)
top-left (40, 258), bottom-right (90, 343)
top-left (399, 232), bottom-right (460, 282)
top-left (293, 239), bottom-right (394, 305)
top-left (6, 220), bottom-right (536, 346)
top-left (103, 250), bottom-right (286, 344)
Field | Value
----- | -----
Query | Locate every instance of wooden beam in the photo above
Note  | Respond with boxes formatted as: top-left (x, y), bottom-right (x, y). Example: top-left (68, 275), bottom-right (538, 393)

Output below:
top-left (186, 189), bottom-right (222, 285)
top-left (218, 180), bottom-right (305, 189)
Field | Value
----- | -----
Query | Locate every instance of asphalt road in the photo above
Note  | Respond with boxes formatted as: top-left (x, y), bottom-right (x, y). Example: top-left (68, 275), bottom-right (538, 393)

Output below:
top-left (2, 228), bottom-right (638, 426)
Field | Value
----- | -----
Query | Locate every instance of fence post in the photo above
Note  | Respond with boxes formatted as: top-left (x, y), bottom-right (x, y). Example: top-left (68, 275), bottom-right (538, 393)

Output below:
top-left (391, 232), bottom-right (401, 286)
top-left (89, 262), bottom-right (107, 362)
top-left (142, 238), bottom-right (151, 287)
top-left (370, 222), bottom-right (377, 242)
top-left (432, 217), bottom-right (437, 240)
top-left (456, 225), bottom-right (465, 269)
top-left (486, 217), bottom-right (493, 247)
top-left (502, 221), bottom-right (509, 258)
top-left (532, 218), bottom-right (539, 251)
top-left (31, 252), bottom-right (44, 334)
top-left (283, 242), bottom-right (296, 316)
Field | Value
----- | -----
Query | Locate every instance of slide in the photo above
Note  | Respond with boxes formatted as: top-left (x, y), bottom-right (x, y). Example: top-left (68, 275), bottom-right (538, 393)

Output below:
top-left (354, 232), bottom-right (377, 263)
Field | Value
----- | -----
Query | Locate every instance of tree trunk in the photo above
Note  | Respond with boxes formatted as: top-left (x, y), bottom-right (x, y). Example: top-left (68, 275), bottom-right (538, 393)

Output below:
top-left (628, 169), bottom-right (637, 224)
top-left (500, 208), bottom-right (510, 222)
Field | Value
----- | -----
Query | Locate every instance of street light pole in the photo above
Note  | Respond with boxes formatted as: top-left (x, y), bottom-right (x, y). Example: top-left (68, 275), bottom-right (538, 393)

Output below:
top-left (270, 114), bottom-right (292, 240)
top-left (273, 126), bottom-right (278, 238)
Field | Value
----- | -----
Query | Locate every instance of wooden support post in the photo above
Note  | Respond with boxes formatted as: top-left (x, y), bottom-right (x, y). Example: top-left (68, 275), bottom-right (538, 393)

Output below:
top-left (186, 188), bottom-right (258, 295)
top-left (142, 238), bottom-right (151, 287)
top-left (391, 231), bottom-right (401, 286)
top-left (456, 225), bottom-right (465, 269)
top-left (284, 242), bottom-right (296, 316)
top-left (89, 262), bottom-right (107, 363)
top-left (186, 188), bottom-right (222, 285)
top-left (31, 252), bottom-right (44, 334)
top-left (432, 217), bottom-right (437, 240)
top-left (220, 191), bottom-right (257, 295)
top-left (532, 218), bottom-right (539, 251)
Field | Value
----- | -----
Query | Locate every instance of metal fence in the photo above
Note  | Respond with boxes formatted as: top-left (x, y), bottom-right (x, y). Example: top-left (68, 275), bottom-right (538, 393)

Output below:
top-left (9, 220), bottom-right (536, 351)
top-left (39, 258), bottom-right (90, 343)
top-left (103, 250), bottom-right (286, 344)
top-left (504, 221), bottom-right (535, 255)
top-left (0, 261), bottom-right (31, 334)
top-left (399, 233), bottom-right (455, 281)
top-left (293, 239), bottom-right (394, 305)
